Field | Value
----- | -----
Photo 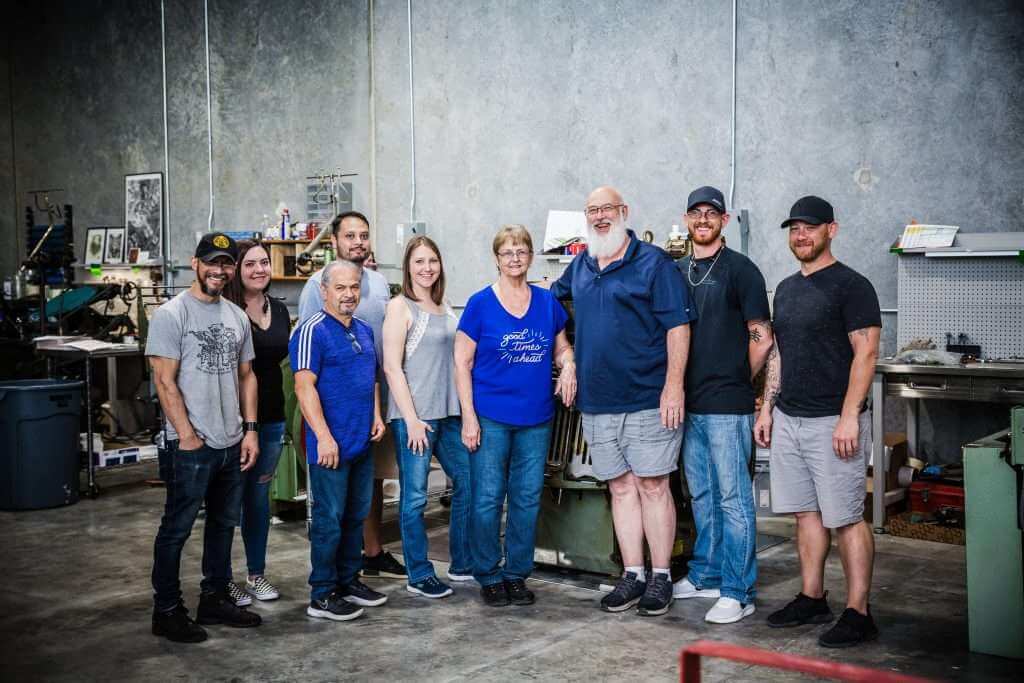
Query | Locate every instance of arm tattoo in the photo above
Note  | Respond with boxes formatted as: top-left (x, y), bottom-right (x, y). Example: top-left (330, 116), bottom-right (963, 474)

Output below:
top-left (763, 345), bottom-right (781, 408)
top-left (748, 320), bottom-right (771, 343)
top-left (849, 327), bottom-right (870, 341)
top-left (749, 328), bottom-right (763, 343)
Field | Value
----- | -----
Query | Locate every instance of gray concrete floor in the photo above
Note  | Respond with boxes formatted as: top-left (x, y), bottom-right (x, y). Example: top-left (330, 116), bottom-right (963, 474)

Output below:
top-left (1, 481), bottom-right (1020, 682)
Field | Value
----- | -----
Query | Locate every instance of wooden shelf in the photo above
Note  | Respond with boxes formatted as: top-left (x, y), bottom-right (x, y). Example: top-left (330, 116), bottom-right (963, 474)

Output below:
top-left (263, 239), bottom-right (312, 245)
top-left (270, 276), bottom-right (310, 282)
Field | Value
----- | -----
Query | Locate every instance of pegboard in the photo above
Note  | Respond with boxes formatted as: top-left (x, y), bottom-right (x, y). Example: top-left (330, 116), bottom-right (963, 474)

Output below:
top-left (897, 256), bottom-right (1024, 358)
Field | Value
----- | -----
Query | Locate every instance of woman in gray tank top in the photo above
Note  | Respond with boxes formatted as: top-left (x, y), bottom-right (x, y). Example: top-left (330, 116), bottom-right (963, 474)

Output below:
top-left (381, 236), bottom-right (471, 599)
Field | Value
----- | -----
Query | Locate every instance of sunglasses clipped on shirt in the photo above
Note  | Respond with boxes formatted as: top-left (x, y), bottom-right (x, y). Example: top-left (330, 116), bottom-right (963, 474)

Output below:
top-left (344, 328), bottom-right (363, 354)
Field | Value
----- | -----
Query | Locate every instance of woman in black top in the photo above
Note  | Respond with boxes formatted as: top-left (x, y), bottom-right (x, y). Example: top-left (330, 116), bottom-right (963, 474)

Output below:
top-left (224, 240), bottom-right (291, 605)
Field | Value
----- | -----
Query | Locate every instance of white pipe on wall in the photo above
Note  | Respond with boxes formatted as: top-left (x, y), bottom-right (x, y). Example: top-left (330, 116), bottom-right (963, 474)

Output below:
top-left (407, 0), bottom-right (416, 224)
top-left (160, 0), bottom-right (173, 285)
top-left (728, 0), bottom-right (737, 210)
top-left (368, 0), bottom-right (378, 235)
top-left (204, 0), bottom-right (215, 231)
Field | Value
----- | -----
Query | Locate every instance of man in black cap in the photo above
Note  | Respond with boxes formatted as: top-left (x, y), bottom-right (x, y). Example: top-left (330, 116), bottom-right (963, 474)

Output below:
top-left (754, 196), bottom-right (882, 647)
top-left (673, 186), bottom-right (773, 624)
top-left (147, 232), bottom-right (262, 642)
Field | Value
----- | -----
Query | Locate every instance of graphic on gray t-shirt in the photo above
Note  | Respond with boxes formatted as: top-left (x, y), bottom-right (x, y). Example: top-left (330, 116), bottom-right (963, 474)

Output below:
top-left (145, 290), bottom-right (255, 448)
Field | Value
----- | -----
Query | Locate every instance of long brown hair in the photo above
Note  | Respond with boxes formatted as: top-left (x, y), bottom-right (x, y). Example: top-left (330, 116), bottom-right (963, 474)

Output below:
top-left (401, 235), bottom-right (445, 305)
top-left (223, 239), bottom-right (271, 308)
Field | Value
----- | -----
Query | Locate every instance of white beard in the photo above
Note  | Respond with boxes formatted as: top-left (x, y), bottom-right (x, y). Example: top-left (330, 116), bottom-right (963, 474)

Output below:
top-left (586, 218), bottom-right (628, 259)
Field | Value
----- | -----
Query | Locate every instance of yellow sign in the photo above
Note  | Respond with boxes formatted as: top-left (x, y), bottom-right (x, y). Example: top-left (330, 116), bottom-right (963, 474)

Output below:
top-left (212, 235), bottom-right (230, 248)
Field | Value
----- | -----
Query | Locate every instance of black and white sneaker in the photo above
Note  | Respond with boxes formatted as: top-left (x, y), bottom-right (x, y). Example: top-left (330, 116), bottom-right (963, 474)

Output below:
top-left (245, 576), bottom-right (280, 601)
top-left (307, 592), bottom-right (365, 622)
top-left (637, 573), bottom-right (674, 616)
top-left (600, 572), bottom-right (647, 613)
top-left (340, 578), bottom-right (388, 607)
top-left (362, 551), bottom-right (407, 578)
top-left (227, 580), bottom-right (253, 607)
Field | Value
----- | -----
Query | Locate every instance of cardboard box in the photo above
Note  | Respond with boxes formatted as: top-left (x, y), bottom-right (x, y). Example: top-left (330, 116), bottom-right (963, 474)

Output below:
top-left (867, 433), bottom-right (907, 493)
top-left (92, 445), bottom-right (158, 468)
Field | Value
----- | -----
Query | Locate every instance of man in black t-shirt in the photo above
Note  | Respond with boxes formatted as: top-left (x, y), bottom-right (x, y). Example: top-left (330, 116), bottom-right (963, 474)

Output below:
top-left (673, 186), bottom-right (773, 625)
top-left (754, 196), bottom-right (881, 648)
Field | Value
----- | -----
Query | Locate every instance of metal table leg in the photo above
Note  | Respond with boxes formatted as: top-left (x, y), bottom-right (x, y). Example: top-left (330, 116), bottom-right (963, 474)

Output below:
top-left (907, 398), bottom-right (919, 460)
top-left (872, 372), bottom-right (886, 533)
top-left (85, 354), bottom-right (98, 498)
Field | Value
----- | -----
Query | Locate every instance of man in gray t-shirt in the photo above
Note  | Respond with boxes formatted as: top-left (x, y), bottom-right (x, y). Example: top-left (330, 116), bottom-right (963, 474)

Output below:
top-left (147, 232), bottom-right (262, 643)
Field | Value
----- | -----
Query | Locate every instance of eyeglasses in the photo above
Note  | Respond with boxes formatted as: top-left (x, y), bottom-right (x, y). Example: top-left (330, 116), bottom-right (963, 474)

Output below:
top-left (584, 204), bottom-right (624, 218)
top-left (344, 328), bottom-right (363, 354)
top-left (686, 208), bottom-right (723, 221)
top-left (497, 249), bottom-right (531, 261)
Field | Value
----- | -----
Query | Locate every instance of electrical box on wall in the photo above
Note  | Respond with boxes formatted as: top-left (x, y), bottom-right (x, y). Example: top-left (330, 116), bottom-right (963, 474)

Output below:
top-left (396, 222), bottom-right (427, 246)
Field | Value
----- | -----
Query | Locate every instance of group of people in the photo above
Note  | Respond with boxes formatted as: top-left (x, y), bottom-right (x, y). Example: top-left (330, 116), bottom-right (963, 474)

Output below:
top-left (147, 184), bottom-right (881, 651)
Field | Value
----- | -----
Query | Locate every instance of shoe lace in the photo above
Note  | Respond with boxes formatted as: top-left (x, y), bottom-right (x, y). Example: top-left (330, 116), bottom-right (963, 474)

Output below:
top-left (611, 574), bottom-right (639, 598)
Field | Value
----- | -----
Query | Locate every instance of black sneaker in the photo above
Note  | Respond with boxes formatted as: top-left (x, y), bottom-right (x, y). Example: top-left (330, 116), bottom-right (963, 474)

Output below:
top-left (767, 592), bottom-right (834, 628)
top-left (340, 578), bottom-right (388, 607)
top-left (481, 581), bottom-right (511, 607)
top-left (505, 578), bottom-right (535, 606)
top-left (307, 591), bottom-right (365, 622)
top-left (362, 550), bottom-right (407, 578)
top-left (600, 572), bottom-right (647, 613)
top-left (196, 591), bottom-right (262, 628)
top-left (818, 607), bottom-right (878, 648)
top-left (152, 603), bottom-right (208, 643)
top-left (637, 573), bottom-right (673, 616)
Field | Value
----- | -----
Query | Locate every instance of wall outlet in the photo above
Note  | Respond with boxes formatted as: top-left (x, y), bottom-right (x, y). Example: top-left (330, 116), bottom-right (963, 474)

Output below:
top-left (396, 222), bottom-right (428, 246)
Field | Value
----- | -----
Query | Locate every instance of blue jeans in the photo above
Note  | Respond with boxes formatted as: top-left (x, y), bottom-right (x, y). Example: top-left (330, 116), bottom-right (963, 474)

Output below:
top-left (682, 413), bottom-right (757, 603)
top-left (237, 421), bottom-right (286, 577)
top-left (152, 440), bottom-right (243, 611)
top-left (470, 415), bottom-right (552, 586)
top-left (308, 450), bottom-right (374, 601)
top-left (392, 417), bottom-right (473, 583)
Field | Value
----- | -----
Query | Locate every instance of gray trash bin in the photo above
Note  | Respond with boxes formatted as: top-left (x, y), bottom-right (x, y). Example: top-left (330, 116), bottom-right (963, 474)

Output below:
top-left (0, 379), bottom-right (84, 510)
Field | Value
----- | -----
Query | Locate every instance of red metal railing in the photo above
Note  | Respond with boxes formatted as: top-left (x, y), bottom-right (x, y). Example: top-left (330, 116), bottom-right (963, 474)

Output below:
top-left (680, 640), bottom-right (936, 683)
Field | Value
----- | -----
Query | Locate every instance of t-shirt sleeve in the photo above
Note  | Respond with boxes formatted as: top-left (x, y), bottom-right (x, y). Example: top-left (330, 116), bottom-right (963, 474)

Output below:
top-left (289, 321), bottom-right (323, 377)
top-left (144, 304), bottom-right (182, 360)
top-left (651, 258), bottom-right (695, 329)
top-left (457, 294), bottom-right (483, 342)
top-left (549, 259), bottom-right (575, 300)
top-left (297, 276), bottom-right (322, 323)
top-left (736, 261), bottom-right (771, 322)
top-left (238, 315), bottom-right (255, 364)
top-left (842, 273), bottom-right (882, 332)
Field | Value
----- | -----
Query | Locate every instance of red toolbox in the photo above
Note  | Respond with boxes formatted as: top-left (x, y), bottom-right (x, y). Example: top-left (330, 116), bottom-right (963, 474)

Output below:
top-left (908, 481), bottom-right (964, 514)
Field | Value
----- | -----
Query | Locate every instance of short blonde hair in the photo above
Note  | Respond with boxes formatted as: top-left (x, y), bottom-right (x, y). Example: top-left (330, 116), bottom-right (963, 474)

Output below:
top-left (492, 224), bottom-right (533, 256)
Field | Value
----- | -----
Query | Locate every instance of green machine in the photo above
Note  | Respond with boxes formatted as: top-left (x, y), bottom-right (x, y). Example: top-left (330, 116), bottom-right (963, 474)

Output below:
top-left (533, 402), bottom-right (695, 577)
top-left (963, 405), bottom-right (1024, 659)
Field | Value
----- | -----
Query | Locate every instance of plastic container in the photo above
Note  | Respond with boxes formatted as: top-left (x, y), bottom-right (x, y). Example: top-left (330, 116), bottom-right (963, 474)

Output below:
top-left (0, 379), bottom-right (84, 510)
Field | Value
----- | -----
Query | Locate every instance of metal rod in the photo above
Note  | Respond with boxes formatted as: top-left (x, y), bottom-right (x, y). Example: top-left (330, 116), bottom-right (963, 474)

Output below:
top-left (204, 0), bottom-right (215, 231)
top-left (160, 0), bottom-right (173, 284)
top-left (407, 0), bottom-right (416, 223)
top-left (728, 0), bottom-right (737, 209)
top-left (368, 0), bottom-right (379, 240)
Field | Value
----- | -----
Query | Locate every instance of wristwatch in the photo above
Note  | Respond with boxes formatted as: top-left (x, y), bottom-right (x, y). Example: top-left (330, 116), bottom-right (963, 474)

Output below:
top-left (243, 421), bottom-right (259, 433)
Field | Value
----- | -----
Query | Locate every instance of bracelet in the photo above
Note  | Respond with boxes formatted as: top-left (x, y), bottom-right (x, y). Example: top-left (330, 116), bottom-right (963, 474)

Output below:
top-left (243, 421), bottom-right (259, 432)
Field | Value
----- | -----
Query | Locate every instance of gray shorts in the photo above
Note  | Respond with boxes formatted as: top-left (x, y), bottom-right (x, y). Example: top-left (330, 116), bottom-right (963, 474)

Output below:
top-left (581, 408), bottom-right (682, 481)
top-left (769, 407), bottom-right (870, 529)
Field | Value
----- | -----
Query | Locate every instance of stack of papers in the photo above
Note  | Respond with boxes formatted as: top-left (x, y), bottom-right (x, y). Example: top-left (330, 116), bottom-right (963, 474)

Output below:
top-left (898, 224), bottom-right (959, 249)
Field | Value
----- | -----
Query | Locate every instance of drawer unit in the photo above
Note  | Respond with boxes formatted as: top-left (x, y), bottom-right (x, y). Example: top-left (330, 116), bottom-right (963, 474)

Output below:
top-left (972, 376), bottom-right (1024, 403)
top-left (885, 373), bottom-right (972, 400)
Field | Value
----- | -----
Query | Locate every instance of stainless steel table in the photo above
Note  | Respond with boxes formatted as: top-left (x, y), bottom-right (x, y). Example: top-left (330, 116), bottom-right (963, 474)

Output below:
top-left (871, 360), bottom-right (1024, 531)
top-left (37, 343), bottom-right (144, 497)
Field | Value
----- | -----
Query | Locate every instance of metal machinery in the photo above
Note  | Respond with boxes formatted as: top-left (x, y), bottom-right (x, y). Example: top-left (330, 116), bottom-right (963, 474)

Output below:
top-left (963, 405), bottom-right (1024, 659)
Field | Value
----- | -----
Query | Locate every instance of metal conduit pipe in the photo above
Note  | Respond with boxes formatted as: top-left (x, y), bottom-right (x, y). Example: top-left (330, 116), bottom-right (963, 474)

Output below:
top-left (728, 0), bottom-right (737, 210)
top-left (204, 0), bottom-right (215, 231)
top-left (407, 0), bottom-right (416, 223)
top-left (368, 0), bottom-right (378, 239)
top-left (160, 0), bottom-right (174, 288)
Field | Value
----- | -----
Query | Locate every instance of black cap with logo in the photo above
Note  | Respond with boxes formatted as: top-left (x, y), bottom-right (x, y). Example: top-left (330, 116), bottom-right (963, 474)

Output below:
top-left (781, 196), bottom-right (834, 228)
top-left (686, 186), bottom-right (726, 213)
top-left (195, 232), bottom-right (239, 263)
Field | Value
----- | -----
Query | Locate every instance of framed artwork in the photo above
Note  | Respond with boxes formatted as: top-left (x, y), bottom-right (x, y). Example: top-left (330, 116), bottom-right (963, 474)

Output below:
top-left (104, 227), bottom-right (126, 264)
top-left (124, 172), bottom-right (163, 263)
top-left (84, 227), bottom-right (106, 265)
top-left (127, 247), bottom-right (140, 264)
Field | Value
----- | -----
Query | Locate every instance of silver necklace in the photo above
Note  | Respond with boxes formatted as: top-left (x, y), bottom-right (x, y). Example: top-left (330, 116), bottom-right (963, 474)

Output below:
top-left (687, 246), bottom-right (724, 287)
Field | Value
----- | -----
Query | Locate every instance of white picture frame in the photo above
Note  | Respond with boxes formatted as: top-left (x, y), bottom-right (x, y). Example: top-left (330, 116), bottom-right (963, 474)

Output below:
top-left (104, 227), bottom-right (126, 264)
top-left (125, 172), bottom-right (163, 263)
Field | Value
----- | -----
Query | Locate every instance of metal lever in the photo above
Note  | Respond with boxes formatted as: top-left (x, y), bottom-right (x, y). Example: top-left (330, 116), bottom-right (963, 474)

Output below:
top-left (908, 380), bottom-right (947, 391)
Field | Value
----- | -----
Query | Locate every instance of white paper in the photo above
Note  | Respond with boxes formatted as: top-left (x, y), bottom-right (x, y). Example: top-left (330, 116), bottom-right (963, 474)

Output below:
top-left (64, 339), bottom-right (118, 351)
top-left (899, 224), bottom-right (959, 249)
top-left (543, 210), bottom-right (587, 252)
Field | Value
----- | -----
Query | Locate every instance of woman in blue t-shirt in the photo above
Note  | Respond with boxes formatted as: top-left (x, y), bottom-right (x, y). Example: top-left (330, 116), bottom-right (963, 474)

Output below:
top-left (454, 224), bottom-right (576, 607)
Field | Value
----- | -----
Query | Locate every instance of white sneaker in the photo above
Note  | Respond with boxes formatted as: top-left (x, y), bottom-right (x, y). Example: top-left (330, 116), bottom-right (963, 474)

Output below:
top-left (246, 575), bottom-right (280, 601)
top-left (672, 577), bottom-right (721, 599)
top-left (227, 580), bottom-right (253, 607)
top-left (446, 569), bottom-right (474, 582)
top-left (704, 597), bottom-right (755, 624)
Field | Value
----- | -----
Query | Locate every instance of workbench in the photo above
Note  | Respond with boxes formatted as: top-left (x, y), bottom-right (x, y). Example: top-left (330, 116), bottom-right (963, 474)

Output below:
top-left (871, 359), bottom-right (1024, 531)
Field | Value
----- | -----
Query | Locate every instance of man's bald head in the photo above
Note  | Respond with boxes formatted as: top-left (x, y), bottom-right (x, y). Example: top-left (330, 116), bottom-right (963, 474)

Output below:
top-left (587, 185), bottom-right (624, 207)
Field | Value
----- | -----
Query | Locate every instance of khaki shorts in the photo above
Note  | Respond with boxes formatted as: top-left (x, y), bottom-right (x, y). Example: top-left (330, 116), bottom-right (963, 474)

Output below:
top-left (372, 425), bottom-right (399, 479)
top-left (769, 407), bottom-right (870, 529)
top-left (581, 408), bottom-right (682, 481)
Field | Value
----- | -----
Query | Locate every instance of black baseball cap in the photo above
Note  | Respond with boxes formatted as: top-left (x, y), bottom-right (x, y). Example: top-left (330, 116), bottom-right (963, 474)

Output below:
top-left (195, 232), bottom-right (239, 263)
top-left (781, 195), bottom-right (834, 228)
top-left (686, 186), bottom-right (726, 213)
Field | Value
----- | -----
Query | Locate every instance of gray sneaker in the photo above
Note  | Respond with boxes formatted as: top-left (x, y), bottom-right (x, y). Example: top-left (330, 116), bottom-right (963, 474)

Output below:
top-left (637, 573), bottom-right (674, 616)
top-left (600, 572), bottom-right (647, 613)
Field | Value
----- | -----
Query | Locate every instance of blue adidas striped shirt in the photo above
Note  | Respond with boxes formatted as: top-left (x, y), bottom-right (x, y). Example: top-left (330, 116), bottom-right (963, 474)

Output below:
top-left (289, 310), bottom-right (377, 464)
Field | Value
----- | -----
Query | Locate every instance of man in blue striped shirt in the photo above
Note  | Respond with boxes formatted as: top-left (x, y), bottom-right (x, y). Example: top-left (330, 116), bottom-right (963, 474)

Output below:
top-left (290, 260), bottom-right (386, 623)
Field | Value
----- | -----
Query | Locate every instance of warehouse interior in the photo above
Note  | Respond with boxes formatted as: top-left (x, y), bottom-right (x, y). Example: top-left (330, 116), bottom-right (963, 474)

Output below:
top-left (1, 1), bottom-right (1023, 681)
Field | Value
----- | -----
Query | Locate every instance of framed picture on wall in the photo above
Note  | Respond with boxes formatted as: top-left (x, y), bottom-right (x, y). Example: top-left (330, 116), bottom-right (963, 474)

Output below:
top-left (84, 227), bottom-right (106, 265)
top-left (104, 227), bottom-right (126, 264)
top-left (124, 172), bottom-right (163, 264)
